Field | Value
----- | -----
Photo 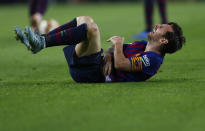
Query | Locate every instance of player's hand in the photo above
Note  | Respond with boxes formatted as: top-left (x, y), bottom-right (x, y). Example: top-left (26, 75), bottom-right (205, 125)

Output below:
top-left (103, 53), bottom-right (113, 76)
top-left (106, 36), bottom-right (124, 45)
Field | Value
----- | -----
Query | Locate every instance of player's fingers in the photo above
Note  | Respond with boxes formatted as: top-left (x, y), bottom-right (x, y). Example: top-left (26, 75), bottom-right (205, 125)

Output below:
top-left (106, 37), bottom-right (114, 42)
top-left (104, 66), bottom-right (108, 76)
top-left (106, 39), bottom-right (111, 42)
top-left (106, 36), bottom-right (118, 42)
top-left (106, 36), bottom-right (113, 42)
top-left (104, 63), bottom-right (108, 76)
top-left (108, 63), bottom-right (112, 76)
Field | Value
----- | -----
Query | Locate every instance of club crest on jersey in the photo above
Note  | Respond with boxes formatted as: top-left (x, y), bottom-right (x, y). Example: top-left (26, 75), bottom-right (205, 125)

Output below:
top-left (142, 55), bottom-right (150, 67)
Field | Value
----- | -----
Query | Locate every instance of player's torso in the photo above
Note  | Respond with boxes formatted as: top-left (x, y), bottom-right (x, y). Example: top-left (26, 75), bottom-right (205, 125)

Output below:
top-left (106, 41), bottom-right (164, 82)
top-left (123, 40), bottom-right (147, 58)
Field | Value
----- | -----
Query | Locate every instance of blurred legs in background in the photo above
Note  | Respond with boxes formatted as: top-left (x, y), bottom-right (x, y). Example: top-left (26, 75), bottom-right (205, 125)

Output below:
top-left (29, 0), bottom-right (59, 34)
top-left (29, 0), bottom-right (48, 30)
top-left (133, 0), bottom-right (167, 40)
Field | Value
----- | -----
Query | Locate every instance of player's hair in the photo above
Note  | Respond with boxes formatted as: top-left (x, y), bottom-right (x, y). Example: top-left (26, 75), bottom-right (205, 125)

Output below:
top-left (162, 22), bottom-right (186, 54)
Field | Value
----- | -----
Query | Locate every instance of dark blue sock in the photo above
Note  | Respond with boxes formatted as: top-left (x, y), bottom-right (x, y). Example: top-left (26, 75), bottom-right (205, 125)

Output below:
top-left (45, 24), bottom-right (87, 47)
top-left (46, 18), bottom-right (77, 36)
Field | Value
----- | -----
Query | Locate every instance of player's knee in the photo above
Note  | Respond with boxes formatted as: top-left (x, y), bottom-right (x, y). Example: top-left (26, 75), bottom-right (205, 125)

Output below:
top-left (83, 16), bottom-right (94, 23)
top-left (77, 16), bottom-right (99, 37)
top-left (77, 16), bottom-right (94, 25)
top-left (87, 22), bottom-right (99, 36)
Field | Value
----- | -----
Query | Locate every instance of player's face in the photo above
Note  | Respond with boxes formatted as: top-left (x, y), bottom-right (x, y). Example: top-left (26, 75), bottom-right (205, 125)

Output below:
top-left (148, 24), bottom-right (174, 41)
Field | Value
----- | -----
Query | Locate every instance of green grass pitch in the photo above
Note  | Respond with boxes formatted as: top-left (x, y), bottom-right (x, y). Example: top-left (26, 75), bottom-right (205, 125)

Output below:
top-left (0, 2), bottom-right (205, 131)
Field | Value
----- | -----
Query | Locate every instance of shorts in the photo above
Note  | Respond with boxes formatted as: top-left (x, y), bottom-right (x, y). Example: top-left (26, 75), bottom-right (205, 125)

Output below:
top-left (63, 45), bottom-right (105, 83)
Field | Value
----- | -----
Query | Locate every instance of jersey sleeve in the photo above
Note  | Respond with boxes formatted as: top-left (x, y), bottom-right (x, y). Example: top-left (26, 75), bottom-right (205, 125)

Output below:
top-left (129, 54), bottom-right (143, 71)
top-left (128, 53), bottom-right (161, 75)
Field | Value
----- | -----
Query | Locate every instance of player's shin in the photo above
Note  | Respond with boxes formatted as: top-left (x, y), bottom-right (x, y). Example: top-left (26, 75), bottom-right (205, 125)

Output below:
top-left (46, 18), bottom-right (77, 36)
top-left (45, 23), bottom-right (88, 47)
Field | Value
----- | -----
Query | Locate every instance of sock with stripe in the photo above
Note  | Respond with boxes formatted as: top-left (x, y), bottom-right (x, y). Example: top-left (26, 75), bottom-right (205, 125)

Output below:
top-left (46, 18), bottom-right (77, 36)
top-left (45, 23), bottom-right (87, 47)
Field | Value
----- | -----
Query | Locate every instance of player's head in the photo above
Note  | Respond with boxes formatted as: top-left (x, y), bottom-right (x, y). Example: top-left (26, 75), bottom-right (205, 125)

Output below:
top-left (148, 22), bottom-right (186, 54)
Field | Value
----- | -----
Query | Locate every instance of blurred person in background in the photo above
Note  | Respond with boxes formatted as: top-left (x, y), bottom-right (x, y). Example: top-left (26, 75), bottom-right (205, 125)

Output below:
top-left (29, 0), bottom-right (59, 34)
top-left (133, 0), bottom-right (168, 40)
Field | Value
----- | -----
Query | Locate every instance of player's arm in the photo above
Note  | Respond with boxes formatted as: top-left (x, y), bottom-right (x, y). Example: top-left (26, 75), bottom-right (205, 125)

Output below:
top-left (107, 36), bottom-right (131, 71)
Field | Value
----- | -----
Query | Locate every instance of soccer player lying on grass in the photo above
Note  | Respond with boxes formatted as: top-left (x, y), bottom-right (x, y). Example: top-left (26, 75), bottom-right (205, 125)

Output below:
top-left (14, 16), bottom-right (185, 83)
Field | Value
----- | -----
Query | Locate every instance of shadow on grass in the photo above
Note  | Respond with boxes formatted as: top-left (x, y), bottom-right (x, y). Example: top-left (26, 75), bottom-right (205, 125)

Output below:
top-left (148, 77), bottom-right (191, 83)
top-left (0, 80), bottom-right (109, 89)
top-left (0, 77), bottom-right (192, 89)
top-left (0, 81), bottom-right (75, 87)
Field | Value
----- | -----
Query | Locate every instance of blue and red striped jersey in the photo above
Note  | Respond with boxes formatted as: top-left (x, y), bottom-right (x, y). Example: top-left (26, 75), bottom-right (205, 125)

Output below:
top-left (105, 40), bottom-right (164, 82)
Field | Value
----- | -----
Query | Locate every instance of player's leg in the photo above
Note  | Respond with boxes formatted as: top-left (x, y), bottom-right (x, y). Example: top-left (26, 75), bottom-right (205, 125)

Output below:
top-left (157, 0), bottom-right (167, 24)
top-left (133, 0), bottom-right (154, 40)
top-left (46, 18), bottom-right (77, 36)
top-left (75, 16), bottom-right (101, 57)
top-left (46, 16), bottom-right (101, 56)
top-left (14, 24), bottom-right (85, 53)
top-left (15, 16), bottom-right (100, 55)
top-left (29, 0), bottom-right (49, 30)
top-left (63, 16), bottom-right (104, 83)
top-left (15, 16), bottom-right (92, 53)
top-left (22, 22), bottom-right (87, 53)
top-left (44, 23), bottom-right (87, 48)
top-left (14, 16), bottom-right (103, 82)
top-left (46, 16), bottom-right (101, 57)
top-left (145, 0), bottom-right (154, 32)
top-left (32, 16), bottom-right (100, 56)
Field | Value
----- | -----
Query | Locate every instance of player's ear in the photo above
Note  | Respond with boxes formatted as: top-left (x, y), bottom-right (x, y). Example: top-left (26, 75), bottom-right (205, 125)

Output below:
top-left (160, 38), bottom-right (168, 45)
